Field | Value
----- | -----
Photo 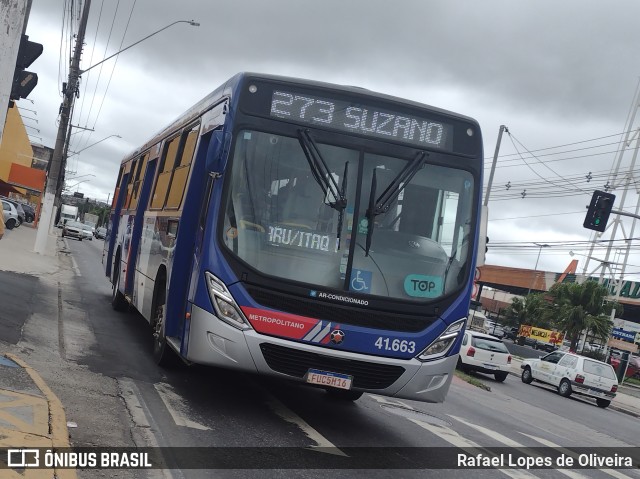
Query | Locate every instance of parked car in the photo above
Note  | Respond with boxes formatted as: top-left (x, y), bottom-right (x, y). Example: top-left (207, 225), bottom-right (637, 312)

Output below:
top-left (1, 199), bottom-right (20, 230)
top-left (504, 327), bottom-right (519, 341)
top-left (0, 197), bottom-right (24, 226)
top-left (489, 325), bottom-right (505, 339)
top-left (521, 351), bottom-right (618, 408)
top-left (516, 335), bottom-right (558, 352)
top-left (20, 203), bottom-right (35, 223)
top-left (610, 355), bottom-right (640, 379)
top-left (62, 221), bottom-right (84, 241)
top-left (81, 224), bottom-right (93, 241)
top-left (533, 340), bottom-right (559, 353)
top-left (94, 227), bottom-right (107, 239)
top-left (457, 330), bottom-right (512, 382)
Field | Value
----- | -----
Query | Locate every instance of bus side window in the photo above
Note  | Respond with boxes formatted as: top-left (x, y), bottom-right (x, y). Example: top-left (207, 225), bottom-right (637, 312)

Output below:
top-left (123, 160), bottom-right (136, 210)
top-left (112, 165), bottom-right (125, 208)
top-left (129, 153), bottom-right (149, 210)
top-left (166, 126), bottom-right (199, 209)
top-left (150, 136), bottom-right (180, 209)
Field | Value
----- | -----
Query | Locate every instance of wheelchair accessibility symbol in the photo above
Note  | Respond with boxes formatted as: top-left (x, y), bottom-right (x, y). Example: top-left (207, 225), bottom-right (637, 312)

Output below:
top-left (350, 269), bottom-right (372, 293)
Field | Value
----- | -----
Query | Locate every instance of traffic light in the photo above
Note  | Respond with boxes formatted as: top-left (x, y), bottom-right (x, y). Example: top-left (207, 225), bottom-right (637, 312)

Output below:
top-left (584, 190), bottom-right (615, 232)
top-left (10, 35), bottom-right (43, 102)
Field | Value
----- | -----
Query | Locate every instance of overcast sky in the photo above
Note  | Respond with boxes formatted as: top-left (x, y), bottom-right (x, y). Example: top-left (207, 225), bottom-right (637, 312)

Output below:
top-left (19, 0), bottom-right (640, 282)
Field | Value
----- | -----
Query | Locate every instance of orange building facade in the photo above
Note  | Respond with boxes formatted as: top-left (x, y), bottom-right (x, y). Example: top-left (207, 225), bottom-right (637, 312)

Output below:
top-left (0, 106), bottom-right (49, 224)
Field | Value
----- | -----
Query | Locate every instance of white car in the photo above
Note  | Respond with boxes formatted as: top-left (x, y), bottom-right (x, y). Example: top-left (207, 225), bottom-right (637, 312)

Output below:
top-left (458, 330), bottom-right (512, 382)
top-left (521, 351), bottom-right (618, 408)
top-left (2, 199), bottom-right (20, 230)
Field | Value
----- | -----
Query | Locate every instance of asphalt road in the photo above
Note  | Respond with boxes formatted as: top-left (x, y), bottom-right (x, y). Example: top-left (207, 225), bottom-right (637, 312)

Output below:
top-left (3, 237), bottom-right (640, 479)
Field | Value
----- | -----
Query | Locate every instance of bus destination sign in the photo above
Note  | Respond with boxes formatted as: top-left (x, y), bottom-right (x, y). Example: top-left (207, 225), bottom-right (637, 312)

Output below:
top-left (269, 90), bottom-right (454, 151)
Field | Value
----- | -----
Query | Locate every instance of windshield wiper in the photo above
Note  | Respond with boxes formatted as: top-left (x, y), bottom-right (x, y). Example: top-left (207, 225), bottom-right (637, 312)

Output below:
top-left (297, 129), bottom-right (348, 249)
top-left (364, 151), bottom-right (427, 256)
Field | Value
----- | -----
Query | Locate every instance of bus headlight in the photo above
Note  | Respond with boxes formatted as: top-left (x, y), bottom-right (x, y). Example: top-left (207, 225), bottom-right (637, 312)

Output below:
top-left (205, 272), bottom-right (251, 330)
top-left (416, 319), bottom-right (465, 362)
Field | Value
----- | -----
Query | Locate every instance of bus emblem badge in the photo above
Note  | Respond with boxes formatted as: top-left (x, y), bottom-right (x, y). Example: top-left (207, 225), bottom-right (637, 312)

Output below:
top-left (330, 330), bottom-right (345, 345)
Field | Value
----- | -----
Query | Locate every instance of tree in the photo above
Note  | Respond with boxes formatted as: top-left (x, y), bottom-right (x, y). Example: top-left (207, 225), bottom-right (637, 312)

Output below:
top-left (503, 293), bottom-right (547, 329)
top-left (546, 281), bottom-right (621, 351)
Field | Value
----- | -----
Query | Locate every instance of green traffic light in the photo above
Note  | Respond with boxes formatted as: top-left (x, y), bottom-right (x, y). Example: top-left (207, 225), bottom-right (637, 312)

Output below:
top-left (595, 219), bottom-right (600, 225)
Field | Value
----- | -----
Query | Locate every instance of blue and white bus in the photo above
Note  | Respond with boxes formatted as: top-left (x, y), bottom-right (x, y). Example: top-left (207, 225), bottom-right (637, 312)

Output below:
top-left (104, 73), bottom-right (483, 402)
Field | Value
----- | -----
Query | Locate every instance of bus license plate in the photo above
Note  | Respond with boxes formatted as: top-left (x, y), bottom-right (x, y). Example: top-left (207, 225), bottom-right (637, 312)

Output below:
top-left (306, 369), bottom-right (353, 390)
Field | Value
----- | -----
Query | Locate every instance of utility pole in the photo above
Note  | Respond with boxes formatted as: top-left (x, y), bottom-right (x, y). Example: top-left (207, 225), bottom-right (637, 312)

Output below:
top-left (34, 0), bottom-right (91, 253)
top-left (484, 125), bottom-right (507, 206)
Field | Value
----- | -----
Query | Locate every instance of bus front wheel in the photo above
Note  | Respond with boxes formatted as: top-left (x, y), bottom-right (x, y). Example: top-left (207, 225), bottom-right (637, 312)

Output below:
top-left (111, 256), bottom-right (128, 311)
top-left (152, 280), bottom-right (177, 367)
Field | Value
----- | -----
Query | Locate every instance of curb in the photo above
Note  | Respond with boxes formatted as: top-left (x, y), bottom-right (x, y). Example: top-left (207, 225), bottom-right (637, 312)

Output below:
top-left (5, 353), bottom-right (77, 479)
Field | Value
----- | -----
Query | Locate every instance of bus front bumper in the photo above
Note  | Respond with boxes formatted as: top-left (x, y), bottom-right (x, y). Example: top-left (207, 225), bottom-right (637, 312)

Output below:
top-left (186, 304), bottom-right (456, 403)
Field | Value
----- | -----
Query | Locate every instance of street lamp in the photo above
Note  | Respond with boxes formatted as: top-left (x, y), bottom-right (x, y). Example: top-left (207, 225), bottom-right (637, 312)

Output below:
top-left (79, 20), bottom-right (200, 75)
top-left (527, 243), bottom-right (550, 295)
top-left (66, 173), bottom-right (96, 181)
top-left (64, 178), bottom-right (91, 192)
top-left (35, 3), bottom-right (200, 253)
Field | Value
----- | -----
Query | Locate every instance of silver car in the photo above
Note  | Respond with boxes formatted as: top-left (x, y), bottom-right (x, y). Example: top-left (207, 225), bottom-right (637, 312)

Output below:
top-left (81, 224), bottom-right (93, 241)
top-left (62, 221), bottom-right (84, 241)
top-left (2, 199), bottom-right (20, 230)
top-left (0, 196), bottom-right (24, 226)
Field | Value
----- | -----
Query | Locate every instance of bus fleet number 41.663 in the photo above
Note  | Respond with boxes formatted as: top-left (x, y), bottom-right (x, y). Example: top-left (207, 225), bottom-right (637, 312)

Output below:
top-left (375, 337), bottom-right (416, 353)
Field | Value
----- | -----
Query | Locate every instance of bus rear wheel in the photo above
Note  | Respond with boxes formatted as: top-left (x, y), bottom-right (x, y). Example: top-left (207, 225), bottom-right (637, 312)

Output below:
top-left (152, 281), bottom-right (177, 367)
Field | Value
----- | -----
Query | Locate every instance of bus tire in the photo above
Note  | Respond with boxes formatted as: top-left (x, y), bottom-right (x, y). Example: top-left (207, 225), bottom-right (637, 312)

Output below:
top-left (111, 253), bottom-right (128, 311)
top-left (152, 279), bottom-right (178, 367)
top-left (325, 388), bottom-right (363, 401)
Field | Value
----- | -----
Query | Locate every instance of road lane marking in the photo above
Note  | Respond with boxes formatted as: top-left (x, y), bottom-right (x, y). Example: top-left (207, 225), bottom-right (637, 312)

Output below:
top-left (154, 383), bottom-right (210, 431)
top-left (264, 394), bottom-right (347, 456)
top-left (120, 379), bottom-right (179, 479)
top-left (450, 415), bottom-right (589, 479)
top-left (519, 432), bottom-right (636, 479)
top-left (408, 417), bottom-right (538, 479)
top-left (66, 240), bottom-right (82, 276)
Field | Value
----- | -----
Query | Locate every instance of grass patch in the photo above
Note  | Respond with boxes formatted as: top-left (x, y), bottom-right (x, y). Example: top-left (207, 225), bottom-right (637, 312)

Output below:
top-left (454, 369), bottom-right (491, 392)
top-left (624, 377), bottom-right (640, 387)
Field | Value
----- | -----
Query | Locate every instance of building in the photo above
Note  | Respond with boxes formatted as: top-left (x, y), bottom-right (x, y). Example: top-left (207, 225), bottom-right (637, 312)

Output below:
top-left (0, 105), bottom-right (50, 224)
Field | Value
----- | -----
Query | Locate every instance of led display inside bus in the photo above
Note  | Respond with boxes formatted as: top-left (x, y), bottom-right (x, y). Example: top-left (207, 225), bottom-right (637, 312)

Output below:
top-left (269, 90), bottom-right (454, 151)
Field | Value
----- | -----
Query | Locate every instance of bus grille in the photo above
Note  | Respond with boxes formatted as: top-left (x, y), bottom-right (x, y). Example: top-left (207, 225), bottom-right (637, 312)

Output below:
top-left (244, 285), bottom-right (434, 332)
top-left (259, 343), bottom-right (406, 389)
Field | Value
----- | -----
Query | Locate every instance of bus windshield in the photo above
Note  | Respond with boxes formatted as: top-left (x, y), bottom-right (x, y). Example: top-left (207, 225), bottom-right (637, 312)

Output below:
top-left (222, 129), bottom-right (475, 302)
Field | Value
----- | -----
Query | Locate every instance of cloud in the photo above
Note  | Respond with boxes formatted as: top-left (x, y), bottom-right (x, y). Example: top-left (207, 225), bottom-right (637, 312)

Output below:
top-left (20, 0), bottom-right (640, 279)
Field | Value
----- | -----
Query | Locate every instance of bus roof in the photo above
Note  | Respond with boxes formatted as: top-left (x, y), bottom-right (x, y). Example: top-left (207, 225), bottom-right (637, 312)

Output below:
top-left (121, 72), bottom-right (480, 163)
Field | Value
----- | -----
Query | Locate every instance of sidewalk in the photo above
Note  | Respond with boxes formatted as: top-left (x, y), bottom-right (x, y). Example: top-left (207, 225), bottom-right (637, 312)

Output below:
top-left (509, 357), bottom-right (640, 418)
top-left (0, 223), bottom-right (60, 275)
top-left (0, 225), bottom-right (76, 477)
